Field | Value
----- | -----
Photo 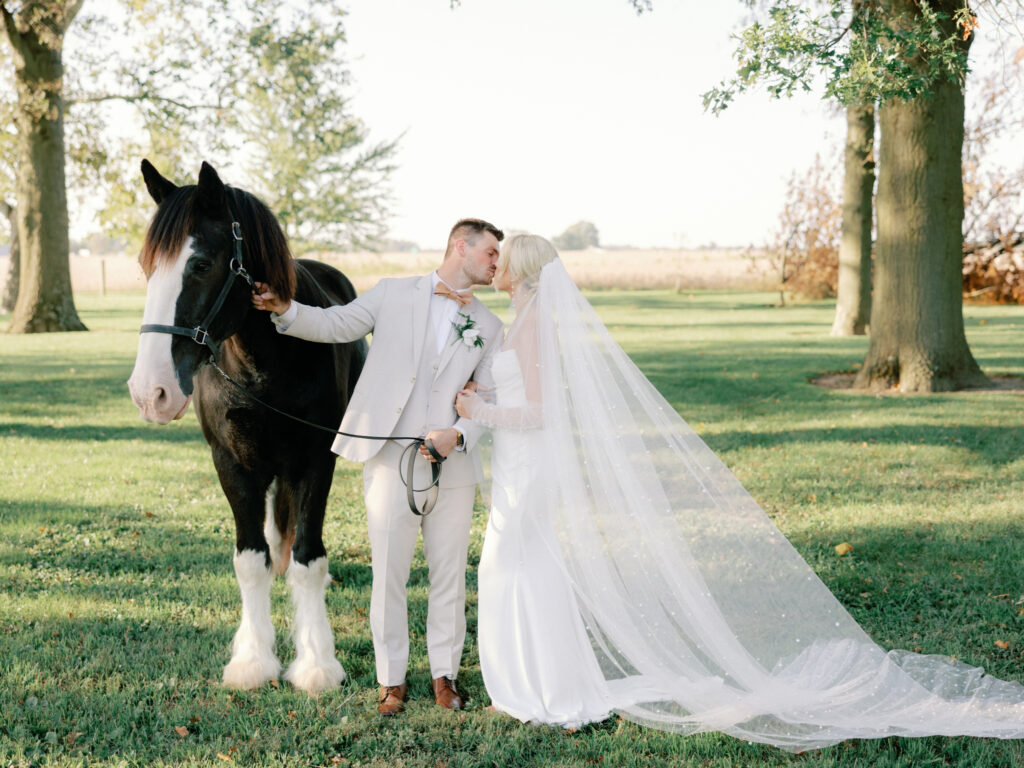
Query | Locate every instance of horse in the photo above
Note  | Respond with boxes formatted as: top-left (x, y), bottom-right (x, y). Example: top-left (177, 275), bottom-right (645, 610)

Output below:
top-left (127, 160), bottom-right (364, 693)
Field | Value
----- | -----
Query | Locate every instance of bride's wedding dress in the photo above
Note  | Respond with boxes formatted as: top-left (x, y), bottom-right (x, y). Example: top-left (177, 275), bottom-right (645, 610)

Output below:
top-left (477, 347), bottom-right (616, 727)
top-left (467, 259), bottom-right (1024, 750)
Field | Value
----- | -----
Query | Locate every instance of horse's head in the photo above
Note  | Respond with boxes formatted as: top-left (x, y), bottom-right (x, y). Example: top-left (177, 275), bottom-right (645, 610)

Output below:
top-left (128, 160), bottom-right (296, 424)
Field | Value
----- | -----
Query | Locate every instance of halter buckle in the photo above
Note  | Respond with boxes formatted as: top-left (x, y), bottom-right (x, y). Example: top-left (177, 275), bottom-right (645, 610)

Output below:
top-left (231, 221), bottom-right (243, 241)
top-left (192, 326), bottom-right (209, 345)
top-left (230, 257), bottom-right (253, 286)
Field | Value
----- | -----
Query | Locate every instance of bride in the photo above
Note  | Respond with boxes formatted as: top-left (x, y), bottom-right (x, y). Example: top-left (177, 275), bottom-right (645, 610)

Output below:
top-left (455, 233), bottom-right (1024, 750)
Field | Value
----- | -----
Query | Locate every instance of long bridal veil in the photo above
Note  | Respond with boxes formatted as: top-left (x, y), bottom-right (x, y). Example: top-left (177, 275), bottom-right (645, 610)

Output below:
top-left (513, 258), bottom-right (1024, 750)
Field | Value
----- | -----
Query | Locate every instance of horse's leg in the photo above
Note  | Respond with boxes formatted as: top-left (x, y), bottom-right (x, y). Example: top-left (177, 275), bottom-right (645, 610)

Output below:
top-left (215, 454), bottom-right (281, 689)
top-left (280, 457), bottom-right (345, 693)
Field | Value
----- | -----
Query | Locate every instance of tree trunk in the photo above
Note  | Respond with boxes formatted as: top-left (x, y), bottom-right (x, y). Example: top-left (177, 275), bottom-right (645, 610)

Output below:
top-left (830, 103), bottom-right (874, 336)
top-left (3, 3), bottom-right (85, 333)
top-left (853, 1), bottom-right (985, 393)
top-left (1, 201), bottom-right (18, 312)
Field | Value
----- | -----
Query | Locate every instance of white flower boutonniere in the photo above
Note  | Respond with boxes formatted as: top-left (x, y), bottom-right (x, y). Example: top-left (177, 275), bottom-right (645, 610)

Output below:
top-left (452, 312), bottom-right (485, 349)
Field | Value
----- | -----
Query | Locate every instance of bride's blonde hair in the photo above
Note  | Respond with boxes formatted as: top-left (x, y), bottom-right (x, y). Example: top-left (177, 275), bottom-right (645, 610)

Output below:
top-left (498, 233), bottom-right (559, 282)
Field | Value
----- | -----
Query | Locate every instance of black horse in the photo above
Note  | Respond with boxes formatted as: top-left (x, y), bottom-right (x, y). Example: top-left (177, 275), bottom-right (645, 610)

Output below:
top-left (128, 160), bottom-right (364, 692)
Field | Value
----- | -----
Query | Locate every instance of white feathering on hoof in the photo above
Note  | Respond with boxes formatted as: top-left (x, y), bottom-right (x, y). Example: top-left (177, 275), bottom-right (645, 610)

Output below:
top-left (223, 549), bottom-right (281, 689)
top-left (284, 556), bottom-right (345, 693)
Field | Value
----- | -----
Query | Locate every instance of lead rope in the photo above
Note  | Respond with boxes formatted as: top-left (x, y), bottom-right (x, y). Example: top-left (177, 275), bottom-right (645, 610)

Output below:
top-left (208, 359), bottom-right (445, 516)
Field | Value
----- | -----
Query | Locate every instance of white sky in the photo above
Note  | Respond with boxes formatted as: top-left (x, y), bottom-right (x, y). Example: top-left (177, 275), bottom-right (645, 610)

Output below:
top-left (343, 0), bottom-right (846, 250)
top-left (67, 1), bottom-right (1017, 250)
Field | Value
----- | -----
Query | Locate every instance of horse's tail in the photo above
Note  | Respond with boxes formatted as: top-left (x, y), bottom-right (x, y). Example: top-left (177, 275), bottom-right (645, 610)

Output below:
top-left (263, 479), bottom-right (293, 575)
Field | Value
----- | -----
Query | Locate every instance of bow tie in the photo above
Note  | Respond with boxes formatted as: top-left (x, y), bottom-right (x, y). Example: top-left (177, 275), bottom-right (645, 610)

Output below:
top-left (434, 283), bottom-right (473, 306)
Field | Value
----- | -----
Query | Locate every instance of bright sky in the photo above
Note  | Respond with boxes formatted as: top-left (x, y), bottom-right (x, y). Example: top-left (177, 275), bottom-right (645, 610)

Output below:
top-left (343, 0), bottom-right (846, 250)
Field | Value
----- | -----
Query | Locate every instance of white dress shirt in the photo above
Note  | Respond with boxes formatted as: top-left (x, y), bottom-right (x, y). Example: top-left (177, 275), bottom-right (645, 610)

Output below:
top-left (429, 272), bottom-right (472, 355)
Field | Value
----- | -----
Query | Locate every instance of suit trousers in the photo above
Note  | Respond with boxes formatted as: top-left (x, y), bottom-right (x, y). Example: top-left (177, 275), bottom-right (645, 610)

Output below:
top-left (363, 441), bottom-right (476, 686)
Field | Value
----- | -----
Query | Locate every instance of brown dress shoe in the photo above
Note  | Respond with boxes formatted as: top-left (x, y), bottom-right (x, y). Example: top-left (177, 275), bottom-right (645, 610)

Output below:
top-left (377, 683), bottom-right (407, 717)
top-left (432, 676), bottom-right (463, 710)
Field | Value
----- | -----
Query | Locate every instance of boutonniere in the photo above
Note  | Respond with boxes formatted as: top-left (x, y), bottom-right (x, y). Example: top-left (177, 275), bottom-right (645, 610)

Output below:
top-left (452, 312), bottom-right (485, 349)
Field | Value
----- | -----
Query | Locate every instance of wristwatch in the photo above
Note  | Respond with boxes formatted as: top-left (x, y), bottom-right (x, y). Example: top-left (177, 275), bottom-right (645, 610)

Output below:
top-left (455, 430), bottom-right (465, 449)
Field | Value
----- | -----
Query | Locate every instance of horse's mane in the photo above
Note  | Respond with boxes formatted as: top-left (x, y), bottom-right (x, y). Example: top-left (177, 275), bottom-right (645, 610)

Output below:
top-left (139, 185), bottom-right (297, 300)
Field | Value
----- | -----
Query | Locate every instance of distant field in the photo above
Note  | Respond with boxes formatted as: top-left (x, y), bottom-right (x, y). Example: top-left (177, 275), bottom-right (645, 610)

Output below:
top-left (0, 248), bottom-right (775, 295)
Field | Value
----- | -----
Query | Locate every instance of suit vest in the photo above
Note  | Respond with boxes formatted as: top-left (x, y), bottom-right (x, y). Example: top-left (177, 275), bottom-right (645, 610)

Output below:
top-left (392, 315), bottom-right (449, 439)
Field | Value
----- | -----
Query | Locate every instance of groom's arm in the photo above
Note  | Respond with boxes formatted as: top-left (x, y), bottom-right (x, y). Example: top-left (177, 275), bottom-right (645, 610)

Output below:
top-left (271, 280), bottom-right (386, 344)
top-left (454, 316), bottom-right (502, 452)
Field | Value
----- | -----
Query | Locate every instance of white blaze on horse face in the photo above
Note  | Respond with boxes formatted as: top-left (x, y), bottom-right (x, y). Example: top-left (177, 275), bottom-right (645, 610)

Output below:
top-left (128, 237), bottom-right (194, 424)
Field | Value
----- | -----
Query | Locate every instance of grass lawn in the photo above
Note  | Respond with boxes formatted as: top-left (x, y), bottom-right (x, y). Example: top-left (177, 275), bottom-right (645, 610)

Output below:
top-left (1, 289), bottom-right (1023, 768)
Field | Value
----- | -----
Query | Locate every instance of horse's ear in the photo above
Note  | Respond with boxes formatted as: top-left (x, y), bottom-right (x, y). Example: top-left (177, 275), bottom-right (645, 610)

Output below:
top-left (140, 159), bottom-right (178, 204)
top-left (196, 161), bottom-right (229, 217)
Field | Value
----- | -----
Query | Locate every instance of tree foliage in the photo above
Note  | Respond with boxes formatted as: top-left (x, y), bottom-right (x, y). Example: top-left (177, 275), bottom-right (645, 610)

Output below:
top-left (766, 153), bottom-right (841, 301)
top-left (703, 0), bottom-right (980, 113)
top-left (73, 0), bottom-right (397, 253)
top-left (962, 58), bottom-right (1024, 244)
top-left (962, 238), bottom-right (1024, 303)
top-left (0, 0), bottom-right (396, 331)
top-left (553, 220), bottom-right (600, 251)
top-left (238, 7), bottom-right (397, 252)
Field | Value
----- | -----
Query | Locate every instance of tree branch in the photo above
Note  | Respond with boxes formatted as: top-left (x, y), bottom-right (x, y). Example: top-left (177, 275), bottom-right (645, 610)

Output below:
top-left (0, 2), bottom-right (21, 49)
top-left (66, 93), bottom-right (223, 111)
top-left (60, 0), bottom-right (87, 33)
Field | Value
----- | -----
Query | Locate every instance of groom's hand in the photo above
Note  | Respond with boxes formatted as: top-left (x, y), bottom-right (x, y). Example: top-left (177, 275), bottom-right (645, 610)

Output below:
top-left (251, 281), bottom-right (291, 315)
top-left (420, 428), bottom-right (459, 461)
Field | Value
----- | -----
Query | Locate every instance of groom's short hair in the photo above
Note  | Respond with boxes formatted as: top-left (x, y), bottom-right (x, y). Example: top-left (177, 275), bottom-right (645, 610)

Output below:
top-left (445, 218), bottom-right (504, 259)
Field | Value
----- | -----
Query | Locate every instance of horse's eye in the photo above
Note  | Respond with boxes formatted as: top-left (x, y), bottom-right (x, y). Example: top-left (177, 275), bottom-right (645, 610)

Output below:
top-left (193, 260), bottom-right (213, 274)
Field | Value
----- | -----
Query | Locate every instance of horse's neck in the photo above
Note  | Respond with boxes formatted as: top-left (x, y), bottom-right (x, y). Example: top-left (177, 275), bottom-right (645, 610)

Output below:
top-left (223, 309), bottom-right (279, 374)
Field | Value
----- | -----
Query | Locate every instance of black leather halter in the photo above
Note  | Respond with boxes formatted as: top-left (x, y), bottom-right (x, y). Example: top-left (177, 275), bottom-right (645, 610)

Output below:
top-left (137, 219), bottom-right (444, 516)
top-left (139, 222), bottom-right (253, 359)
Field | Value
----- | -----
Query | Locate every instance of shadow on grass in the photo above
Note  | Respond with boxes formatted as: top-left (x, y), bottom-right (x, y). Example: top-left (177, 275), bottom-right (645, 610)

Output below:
top-left (586, 293), bottom-right (783, 313)
top-left (1, 497), bottom-right (374, 594)
top-left (0, 373), bottom-right (138, 414)
top-left (0, 420), bottom-right (203, 443)
top-left (711, 424), bottom-right (1024, 465)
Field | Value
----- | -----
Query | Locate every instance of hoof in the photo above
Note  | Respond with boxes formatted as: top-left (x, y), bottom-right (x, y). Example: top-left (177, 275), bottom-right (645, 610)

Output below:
top-left (284, 657), bottom-right (346, 693)
top-left (222, 654), bottom-right (282, 690)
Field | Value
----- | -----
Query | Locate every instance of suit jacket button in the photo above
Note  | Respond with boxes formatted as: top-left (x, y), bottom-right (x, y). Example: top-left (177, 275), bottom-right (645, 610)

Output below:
top-left (395, 407), bottom-right (402, 413)
top-left (410, 376), bottom-right (416, 383)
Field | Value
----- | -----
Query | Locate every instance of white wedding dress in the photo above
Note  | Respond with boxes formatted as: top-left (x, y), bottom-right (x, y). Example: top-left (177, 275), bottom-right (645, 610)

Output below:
top-left (478, 347), bottom-right (616, 727)
top-left (467, 260), bottom-right (1024, 749)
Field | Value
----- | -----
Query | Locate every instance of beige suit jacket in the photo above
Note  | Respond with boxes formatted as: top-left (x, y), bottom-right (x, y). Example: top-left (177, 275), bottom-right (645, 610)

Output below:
top-left (273, 274), bottom-right (503, 481)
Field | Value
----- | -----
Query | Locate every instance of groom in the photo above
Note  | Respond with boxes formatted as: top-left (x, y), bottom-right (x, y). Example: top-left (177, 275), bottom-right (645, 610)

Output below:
top-left (251, 219), bottom-right (504, 716)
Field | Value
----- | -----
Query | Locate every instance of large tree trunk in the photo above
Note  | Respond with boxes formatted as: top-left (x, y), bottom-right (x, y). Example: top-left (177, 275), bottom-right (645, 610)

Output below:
top-left (853, 1), bottom-right (985, 393)
top-left (830, 103), bottom-right (874, 336)
top-left (1, 201), bottom-right (18, 312)
top-left (2, 2), bottom-right (85, 333)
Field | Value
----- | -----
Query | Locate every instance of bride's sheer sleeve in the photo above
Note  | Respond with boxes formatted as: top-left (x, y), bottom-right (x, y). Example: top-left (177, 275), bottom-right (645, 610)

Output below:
top-left (458, 305), bottom-right (543, 430)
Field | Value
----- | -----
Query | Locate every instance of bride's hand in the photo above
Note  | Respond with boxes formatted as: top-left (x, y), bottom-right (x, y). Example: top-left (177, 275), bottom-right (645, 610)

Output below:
top-left (456, 389), bottom-right (477, 419)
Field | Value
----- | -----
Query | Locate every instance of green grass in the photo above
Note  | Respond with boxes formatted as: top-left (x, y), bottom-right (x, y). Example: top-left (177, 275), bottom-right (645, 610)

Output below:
top-left (2, 289), bottom-right (1023, 767)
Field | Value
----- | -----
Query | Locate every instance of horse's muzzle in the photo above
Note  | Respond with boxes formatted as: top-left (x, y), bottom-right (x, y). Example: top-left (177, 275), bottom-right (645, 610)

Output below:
top-left (128, 372), bottom-right (192, 424)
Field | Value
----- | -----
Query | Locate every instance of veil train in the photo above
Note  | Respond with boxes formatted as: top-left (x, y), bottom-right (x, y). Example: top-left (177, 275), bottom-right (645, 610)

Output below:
top-left (500, 259), bottom-right (1024, 751)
